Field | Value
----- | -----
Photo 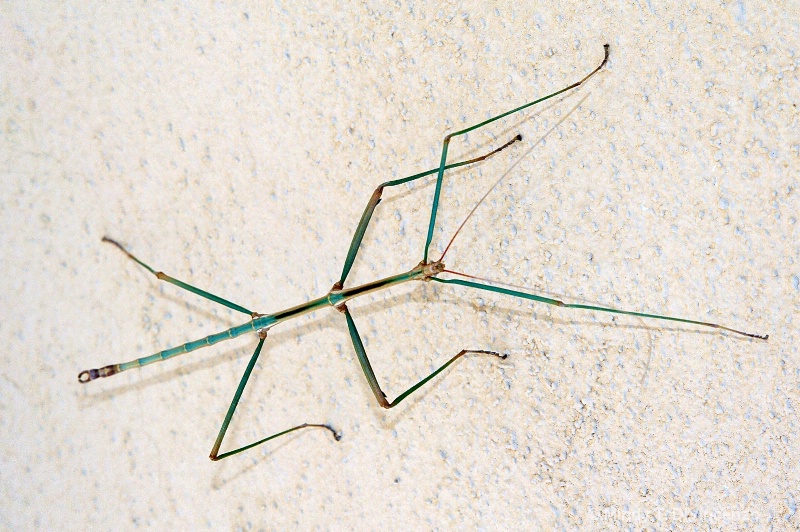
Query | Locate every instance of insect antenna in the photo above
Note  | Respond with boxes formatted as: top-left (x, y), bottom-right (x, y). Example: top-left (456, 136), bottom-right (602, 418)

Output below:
top-left (439, 94), bottom-right (590, 261)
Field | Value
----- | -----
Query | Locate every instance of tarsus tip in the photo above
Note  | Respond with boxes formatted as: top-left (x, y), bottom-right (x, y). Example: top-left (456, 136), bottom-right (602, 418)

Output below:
top-left (101, 236), bottom-right (127, 253)
top-left (468, 349), bottom-right (505, 359)
top-left (732, 330), bottom-right (768, 340)
top-left (322, 424), bottom-right (342, 441)
top-left (729, 327), bottom-right (768, 340)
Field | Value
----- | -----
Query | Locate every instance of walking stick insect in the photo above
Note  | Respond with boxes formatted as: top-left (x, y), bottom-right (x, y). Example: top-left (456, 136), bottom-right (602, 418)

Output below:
top-left (79, 44), bottom-right (767, 461)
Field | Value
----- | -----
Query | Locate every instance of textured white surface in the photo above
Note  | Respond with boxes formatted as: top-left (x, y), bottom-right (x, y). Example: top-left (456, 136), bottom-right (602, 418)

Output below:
top-left (2, 1), bottom-right (798, 529)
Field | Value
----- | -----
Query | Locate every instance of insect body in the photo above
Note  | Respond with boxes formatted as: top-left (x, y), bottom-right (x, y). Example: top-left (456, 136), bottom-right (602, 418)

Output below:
top-left (79, 45), bottom-right (766, 461)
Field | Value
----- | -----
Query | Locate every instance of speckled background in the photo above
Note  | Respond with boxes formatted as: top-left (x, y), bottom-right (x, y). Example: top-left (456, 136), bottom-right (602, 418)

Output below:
top-left (2, 1), bottom-right (798, 529)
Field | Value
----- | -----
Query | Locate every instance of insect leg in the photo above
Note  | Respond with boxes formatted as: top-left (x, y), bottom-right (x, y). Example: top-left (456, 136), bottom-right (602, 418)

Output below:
top-left (209, 335), bottom-right (340, 461)
top-left (336, 135), bottom-right (523, 288)
top-left (423, 45), bottom-right (609, 262)
top-left (103, 236), bottom-right (257, 317)
top-left (343, 305), bottom-right (505, 409)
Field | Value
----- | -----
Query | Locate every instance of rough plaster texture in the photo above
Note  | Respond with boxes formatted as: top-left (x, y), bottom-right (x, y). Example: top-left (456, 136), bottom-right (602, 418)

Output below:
top-left (2, 1), bottom-right (798, 529)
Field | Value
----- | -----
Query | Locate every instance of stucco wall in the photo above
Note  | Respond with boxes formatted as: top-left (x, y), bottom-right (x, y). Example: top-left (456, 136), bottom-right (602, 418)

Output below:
top-left (2, 1), bottom-right (798, 529)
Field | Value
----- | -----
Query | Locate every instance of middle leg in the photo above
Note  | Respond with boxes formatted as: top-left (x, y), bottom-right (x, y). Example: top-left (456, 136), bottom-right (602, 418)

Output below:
top-left (342, 305), bottom-right (505, 408)
top-left (335, 135), bottom-right (522, 288)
